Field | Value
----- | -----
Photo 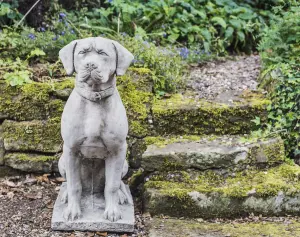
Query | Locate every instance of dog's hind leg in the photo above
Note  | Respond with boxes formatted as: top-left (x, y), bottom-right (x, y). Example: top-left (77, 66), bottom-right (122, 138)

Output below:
top-left (62, 144), bottom-right (82, 221)
top-left (58, 153), bottom-right (68, 204)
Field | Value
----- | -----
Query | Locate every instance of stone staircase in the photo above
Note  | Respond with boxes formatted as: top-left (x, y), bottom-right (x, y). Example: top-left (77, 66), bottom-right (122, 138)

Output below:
top-left (128, 92), bottom-right (300, 221)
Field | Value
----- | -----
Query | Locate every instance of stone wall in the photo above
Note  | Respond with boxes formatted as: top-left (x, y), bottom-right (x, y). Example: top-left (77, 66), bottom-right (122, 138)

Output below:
top-left (0, 67), bottom-right (269, 176)
top-left (0, 68), bottom-right (153, 175)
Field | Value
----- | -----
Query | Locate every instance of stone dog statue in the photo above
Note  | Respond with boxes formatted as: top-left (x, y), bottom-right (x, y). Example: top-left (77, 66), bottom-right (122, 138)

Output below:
top-left (58, 37), bottom-right (134, 222)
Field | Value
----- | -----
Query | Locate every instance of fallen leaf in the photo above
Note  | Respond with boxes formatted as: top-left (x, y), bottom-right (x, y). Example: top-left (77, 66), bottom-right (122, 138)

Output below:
top-left (121, 234), bottom-right (128, 237)
top-left (3, 180), bottom-right (16, 188)
top-left (55, 177), bottom-right (66, 183)
top-left (96, 232), bottom-right (107, 236)
top-left (25, 192), bottom-right (42, 200)
top-left (7, 191), bottom-right (14, 199)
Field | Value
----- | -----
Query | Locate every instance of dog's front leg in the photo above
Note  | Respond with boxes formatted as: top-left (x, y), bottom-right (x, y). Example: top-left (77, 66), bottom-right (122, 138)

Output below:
top-left (63, 145), bottom-right (82, 221)
top-left (104, 142), bottom-right (127, 222)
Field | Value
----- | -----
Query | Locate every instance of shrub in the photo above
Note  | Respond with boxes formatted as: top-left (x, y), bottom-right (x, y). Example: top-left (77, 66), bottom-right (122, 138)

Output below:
top-left (258, 4), bottom-right (300, 157)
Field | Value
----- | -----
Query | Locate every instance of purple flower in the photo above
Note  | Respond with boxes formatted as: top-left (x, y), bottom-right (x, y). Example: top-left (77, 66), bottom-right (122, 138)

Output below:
top-left (70, 30), bottom-right (75, 34)
top-left (163, 32), bottom-right (167, 38)
top-left (59, 12), bottom-right (66, 18)
top-left (178, 47), bottom-right (189, 59)
top-left (40, 27), bottom-right (45, 32)
top-left (161, 24), bottom-right (166, 29)
top-left (108, 0), bottom-right (113, 3)
top-left (28, 33), bottom-right (35, 40)
top-left (132, 59), bottom-right (138, 64)
top-left (52, 35), bottom-right (58, 41)
top-left (61, 31), bottom-right (65, 36)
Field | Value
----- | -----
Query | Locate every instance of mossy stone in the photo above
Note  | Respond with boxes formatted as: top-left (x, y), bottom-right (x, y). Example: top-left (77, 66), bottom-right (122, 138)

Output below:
top-left (144, 164), bottom-right (300, 218)
top-left (152, 92), bottom-right (270, 136)
top-left (2, 119), bottom-right (62, 153)
top-left (4, 152), bottom-right (57, 173)
top-left (117, 67), bottom-right (154, 137)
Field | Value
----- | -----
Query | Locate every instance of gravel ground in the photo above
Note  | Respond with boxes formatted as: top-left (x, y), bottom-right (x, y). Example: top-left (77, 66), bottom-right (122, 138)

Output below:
top-left (187, 55), bottom-right (261, 100)
top-left (0, 175), bottom-right (148, 237)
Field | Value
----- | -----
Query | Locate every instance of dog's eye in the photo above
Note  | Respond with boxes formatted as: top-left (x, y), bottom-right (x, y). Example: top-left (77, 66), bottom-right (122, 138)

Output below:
top-left (96, 50), bottom-right (108, 56)
top-left (79, 50), bottom-right (88, 54)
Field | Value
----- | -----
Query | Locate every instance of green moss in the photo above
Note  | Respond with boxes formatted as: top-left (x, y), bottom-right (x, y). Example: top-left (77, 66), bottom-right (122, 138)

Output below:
top-left (145, 163), bottom-right (300, 198)
top-left (152, 92), bottom-right (270, 136)
top-left (52, 77), bottom-right (74, 90)
top-left (2, 118), bottom-right (62, 153)
top-left (0, 80), bottom-right (68, 121)
top-left (5, 153), bottom-right (56, 162)
top-left (144, 135), bottom-right (204, 148)
top-left (117, 69), bottom-right (153, 137)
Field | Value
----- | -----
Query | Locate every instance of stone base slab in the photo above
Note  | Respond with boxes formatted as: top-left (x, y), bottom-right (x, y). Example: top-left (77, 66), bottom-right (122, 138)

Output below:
top-left (51, 183), bottom-right (134, 232)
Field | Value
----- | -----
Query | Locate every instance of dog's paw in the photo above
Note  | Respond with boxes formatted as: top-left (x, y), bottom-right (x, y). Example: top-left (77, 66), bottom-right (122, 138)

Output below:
top-left (118, 189), bottom-right (128, 205)
top-left (61, 189), bottom-right (68, 204)
top-left (63, 201), bottom-right (81, 221)
top-left (104, 205), bottom-right (122, 222)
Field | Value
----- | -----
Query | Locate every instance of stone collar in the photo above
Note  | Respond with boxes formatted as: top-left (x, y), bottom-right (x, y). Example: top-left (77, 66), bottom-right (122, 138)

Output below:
top-left (75, 84), bottom-right (115, 102)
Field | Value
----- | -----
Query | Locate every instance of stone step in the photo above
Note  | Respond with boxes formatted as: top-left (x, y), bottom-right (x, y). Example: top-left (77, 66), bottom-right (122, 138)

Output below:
top-left (152, 91), bottom-right (269, 136)
top-left (130, 135), bottom-right (285, 172)
top-left (143, 163), bottom-right (300, 219)
top-left (146, 217), bottom-right (300, 237)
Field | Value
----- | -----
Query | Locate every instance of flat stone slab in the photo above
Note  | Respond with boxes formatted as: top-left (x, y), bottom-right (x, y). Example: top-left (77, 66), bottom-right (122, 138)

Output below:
top-left (146, 217), bottom-right (300, 237)
top-left (141, 135), bottom-right (284, 172)
top-left (52, 183), bottom-right (134, 232)
top-left (144, 163), bottom-right (300, 219)
top-left (152, 91), bottom-right (269, 135)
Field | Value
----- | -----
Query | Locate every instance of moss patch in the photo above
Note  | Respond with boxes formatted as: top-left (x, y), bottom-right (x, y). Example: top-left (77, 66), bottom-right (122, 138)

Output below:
top-left (2, 118), bottom-right (62, 153)
top-left (152, 92), bottom-right (270, 136)
top-left (144, 164), bottom-right (300, 218)
top-left (117, 68), bottom-right (154, 137)
top-left (0, 80), bottom-right (71, 121)
top-left (4, 152), bottom-right (56, 173)
top-left (145, 163), bottom-right (300, 198)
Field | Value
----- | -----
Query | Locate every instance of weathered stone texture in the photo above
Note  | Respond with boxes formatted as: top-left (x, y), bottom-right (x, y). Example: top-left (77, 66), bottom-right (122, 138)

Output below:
top-left (2, 119), bottom-right (62, 153)
top-left (0, 125), bottom-right (4, 165)
top-left (143, 164), bottom-right (300, 218)
top-left (4, 153), bottom-right (57, 173)
top-left (130, 135), bottom-right (285, 172)
top-left (152, 92), bottom-right (269, 136)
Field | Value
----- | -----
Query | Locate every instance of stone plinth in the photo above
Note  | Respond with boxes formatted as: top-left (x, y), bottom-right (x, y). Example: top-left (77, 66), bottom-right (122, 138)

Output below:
top-left (52, 183), bottom-right (134, 232)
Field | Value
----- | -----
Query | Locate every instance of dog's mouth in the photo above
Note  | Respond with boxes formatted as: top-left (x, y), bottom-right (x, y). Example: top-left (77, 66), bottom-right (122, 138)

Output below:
top-left (80, 69), bottom-right (104, 82)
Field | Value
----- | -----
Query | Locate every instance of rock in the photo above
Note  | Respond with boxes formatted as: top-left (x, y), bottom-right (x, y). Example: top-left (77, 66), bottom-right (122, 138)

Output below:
top-left (133, 135), bottom-right (285, 172)
top-left (4, 153), bottom-right (57, 173)
top-left (2, 119), bottom-right (62, 153)
top-left (0, 81), bottom-right (69, 121)
top-left (152, 92), bottom-right (269, 136)
top-left (143, 164), bottom-right (300, 218)
top-left (0, 166), bottom-right (21, 177)
top-left (146, 217), bottom-right (300, 237)
top-left (0, 125), bottom-right (5, 165)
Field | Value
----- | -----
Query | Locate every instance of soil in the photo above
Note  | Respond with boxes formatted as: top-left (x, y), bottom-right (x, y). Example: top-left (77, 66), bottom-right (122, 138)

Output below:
top-left (187, 55), bottom-right (261, 100)
top-left (0, 175), bottom-right (148, 237)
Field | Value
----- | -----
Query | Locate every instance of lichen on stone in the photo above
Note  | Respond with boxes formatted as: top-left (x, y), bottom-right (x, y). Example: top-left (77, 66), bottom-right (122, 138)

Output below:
top-left (2, 118), bottom-right (62, 153)
top-left (152, 92), bottom-right (270, 136)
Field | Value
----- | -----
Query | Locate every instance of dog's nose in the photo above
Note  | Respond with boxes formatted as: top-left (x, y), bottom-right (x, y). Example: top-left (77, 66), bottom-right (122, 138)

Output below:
top-left (86, 63), bottom-right (98, 70)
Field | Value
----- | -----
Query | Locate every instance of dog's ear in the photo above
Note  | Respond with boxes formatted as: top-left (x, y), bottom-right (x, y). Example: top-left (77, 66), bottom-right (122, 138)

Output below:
top-left (59, 40), bottom-right (78, 75)
top-left (112, 41), bottom-right (134, 76)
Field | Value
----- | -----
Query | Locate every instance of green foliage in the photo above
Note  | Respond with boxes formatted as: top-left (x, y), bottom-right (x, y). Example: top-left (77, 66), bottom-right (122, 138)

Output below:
top-left (258, 4), bottom-right (300, 157)
top-left (64, 0), bottom-right (278, 54)
top-left (116, 35), bottom-right (186, 92)
top-left (0, 2), bottom-right (22, 25)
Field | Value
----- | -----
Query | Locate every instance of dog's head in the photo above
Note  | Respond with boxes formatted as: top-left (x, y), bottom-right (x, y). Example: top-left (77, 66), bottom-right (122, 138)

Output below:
top-left (59, 37), bottom-right (134, 84)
